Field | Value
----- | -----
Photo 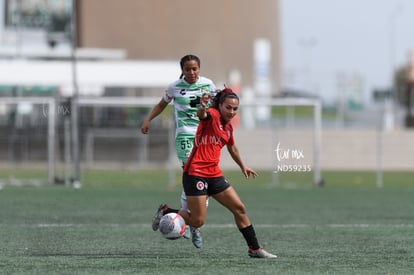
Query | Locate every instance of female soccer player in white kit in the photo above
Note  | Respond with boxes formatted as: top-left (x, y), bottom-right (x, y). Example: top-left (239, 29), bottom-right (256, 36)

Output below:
top-left (141, 54), bottom-right (216, 248)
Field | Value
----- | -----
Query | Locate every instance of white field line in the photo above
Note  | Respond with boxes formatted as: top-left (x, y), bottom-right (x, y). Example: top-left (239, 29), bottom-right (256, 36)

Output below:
top-left (7, 223), bottom-right (414, 228)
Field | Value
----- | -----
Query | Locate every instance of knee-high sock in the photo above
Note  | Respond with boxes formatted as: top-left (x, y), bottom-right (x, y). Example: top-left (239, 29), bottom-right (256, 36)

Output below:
top-left (239, 224), bottom-right (260, 250)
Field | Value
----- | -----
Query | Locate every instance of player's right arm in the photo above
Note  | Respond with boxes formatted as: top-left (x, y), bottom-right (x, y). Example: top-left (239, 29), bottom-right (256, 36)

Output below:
top-left (227, 143), bottom-right (258, 179)
top-left (197, 93), bottom-right (210, 119)
top-left (140, 98), bottom-right (168, 134)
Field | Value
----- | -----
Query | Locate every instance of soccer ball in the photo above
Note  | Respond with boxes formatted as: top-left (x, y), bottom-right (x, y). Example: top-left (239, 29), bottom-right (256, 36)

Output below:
top-left (159, 213), bottom-right (187, 240)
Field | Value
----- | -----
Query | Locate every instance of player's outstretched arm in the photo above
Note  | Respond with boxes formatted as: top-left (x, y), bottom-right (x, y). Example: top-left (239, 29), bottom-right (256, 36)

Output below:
top-left (226, 143), bottom-right (258, 179)
top-left (141, 98), bottom-right (168, 134)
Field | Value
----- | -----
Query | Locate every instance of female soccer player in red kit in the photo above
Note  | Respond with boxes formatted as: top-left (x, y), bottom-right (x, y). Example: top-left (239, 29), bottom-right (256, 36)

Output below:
top-left (152, 88), bottom-right (277, 258)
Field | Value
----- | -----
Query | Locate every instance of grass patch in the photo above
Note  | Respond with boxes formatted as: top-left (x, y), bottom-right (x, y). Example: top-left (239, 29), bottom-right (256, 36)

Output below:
top-left (0, 169), bottom-right (413, 274)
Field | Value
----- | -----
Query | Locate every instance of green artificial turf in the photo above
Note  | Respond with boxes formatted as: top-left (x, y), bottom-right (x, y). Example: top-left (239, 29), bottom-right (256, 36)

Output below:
top-left (0, 169), bottom-right (413, 274)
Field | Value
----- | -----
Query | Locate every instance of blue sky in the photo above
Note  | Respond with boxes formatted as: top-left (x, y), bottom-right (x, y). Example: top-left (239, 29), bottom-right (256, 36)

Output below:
top-left (281, 0), bottom-right (414, 105)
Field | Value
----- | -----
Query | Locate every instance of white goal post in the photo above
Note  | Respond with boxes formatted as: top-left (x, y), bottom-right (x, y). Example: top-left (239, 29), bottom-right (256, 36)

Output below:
top-left (2, 97), bottom-right (56, 184)
top-left (77, 97), bottom-right (177, 188)
top-left (1, 96), bottom-right (322, 187)
top-left (78, 97), bottom-right (322, 187)
top-left (249, 98), bottom-right (322, 186)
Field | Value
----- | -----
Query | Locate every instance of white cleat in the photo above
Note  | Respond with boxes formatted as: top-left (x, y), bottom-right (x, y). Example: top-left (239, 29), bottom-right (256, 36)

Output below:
top-left (191, 227), bottom-right (203, 248)
top-left (248, 248), bottom-right (277, 259)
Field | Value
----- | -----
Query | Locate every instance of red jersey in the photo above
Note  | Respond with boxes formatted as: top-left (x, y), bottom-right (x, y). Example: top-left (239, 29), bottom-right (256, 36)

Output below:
top-left (184, 108), bottom-right (234, 178)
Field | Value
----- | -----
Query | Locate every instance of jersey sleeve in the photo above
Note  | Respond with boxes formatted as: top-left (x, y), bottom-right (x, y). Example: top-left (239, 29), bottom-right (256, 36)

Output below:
top-left (163, 83), bottom-right (175, 103)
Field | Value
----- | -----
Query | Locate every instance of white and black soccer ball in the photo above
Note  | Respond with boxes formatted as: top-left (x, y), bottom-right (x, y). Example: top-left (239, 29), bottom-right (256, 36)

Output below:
top-left (159, 213), bottom-right (187, 240)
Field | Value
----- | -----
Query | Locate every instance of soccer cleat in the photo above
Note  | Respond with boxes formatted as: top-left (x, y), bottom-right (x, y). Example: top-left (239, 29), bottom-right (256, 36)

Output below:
top-left (152, 203), bottom-right (168, 231)
top-left (191, 227), bottom-right (203, 248)
top-left (248, 247), bottom-right (278, 259)
top-left (183, 225), bottom-right (191, 239)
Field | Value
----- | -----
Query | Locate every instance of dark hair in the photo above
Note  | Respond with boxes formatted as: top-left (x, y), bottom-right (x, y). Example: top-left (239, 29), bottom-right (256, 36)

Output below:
top-left (212, 87), bottom-right (239, 109)
top-left (179, 54), bottom-right (201, 79)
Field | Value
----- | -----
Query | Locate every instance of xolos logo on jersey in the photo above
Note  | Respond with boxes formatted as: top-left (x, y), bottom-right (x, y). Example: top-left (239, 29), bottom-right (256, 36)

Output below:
top-left (196, 181), bottom-right (207, 190)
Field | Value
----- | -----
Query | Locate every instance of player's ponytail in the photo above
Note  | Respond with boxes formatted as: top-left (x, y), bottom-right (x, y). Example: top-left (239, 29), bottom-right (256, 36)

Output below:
top-left (212, 87), bottom-right (239, 109)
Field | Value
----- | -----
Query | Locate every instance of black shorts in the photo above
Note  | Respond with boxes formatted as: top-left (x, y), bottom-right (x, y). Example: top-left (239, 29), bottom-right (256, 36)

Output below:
top-left (182, 172), bottom-right (230, 196)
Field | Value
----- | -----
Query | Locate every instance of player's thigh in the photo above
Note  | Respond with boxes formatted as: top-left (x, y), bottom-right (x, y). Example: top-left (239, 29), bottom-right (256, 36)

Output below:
top-left (212, 186), bottom-right (244, 212)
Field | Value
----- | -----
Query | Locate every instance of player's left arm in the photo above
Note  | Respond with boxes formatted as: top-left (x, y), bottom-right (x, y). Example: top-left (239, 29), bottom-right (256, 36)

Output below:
top-left (226, 143), bottom-right (258, 179)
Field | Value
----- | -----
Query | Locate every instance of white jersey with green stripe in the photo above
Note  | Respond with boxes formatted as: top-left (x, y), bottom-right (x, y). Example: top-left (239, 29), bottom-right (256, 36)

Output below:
top-left (163, 76), bottom-right (216, 137)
